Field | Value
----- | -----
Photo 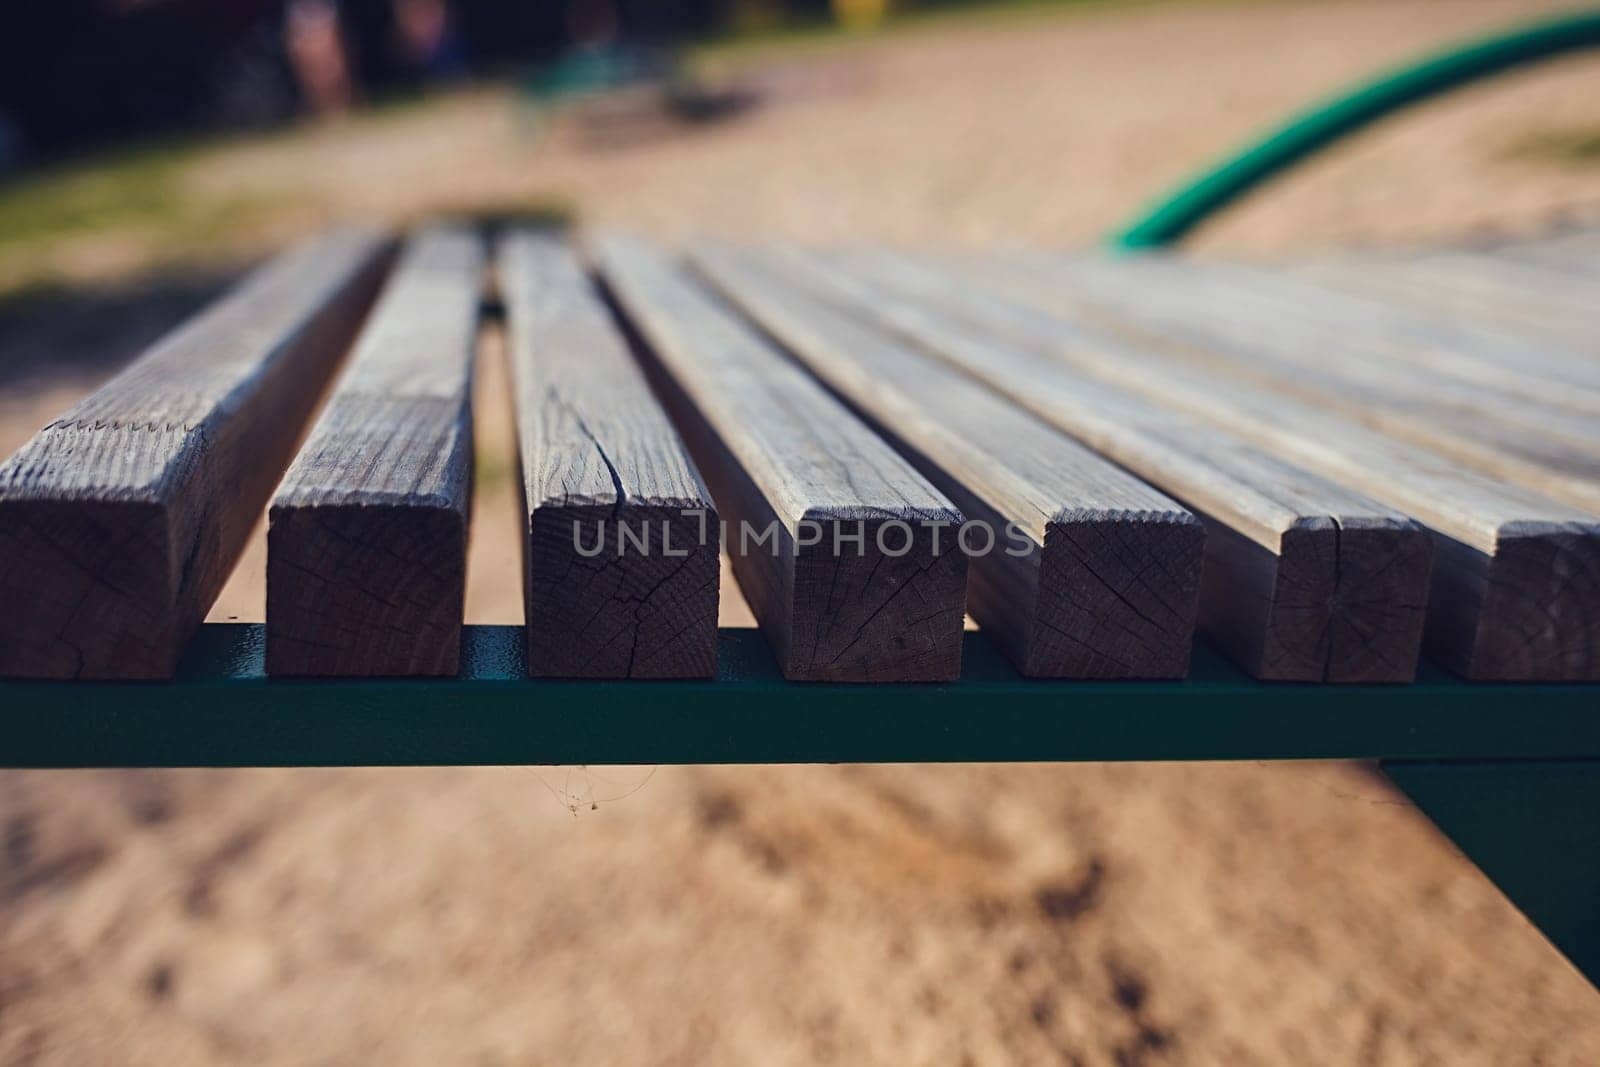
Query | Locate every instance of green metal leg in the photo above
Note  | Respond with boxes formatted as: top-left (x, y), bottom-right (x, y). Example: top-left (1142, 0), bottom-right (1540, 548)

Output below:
top-left (1380, 759), bottom-right (1600, 988)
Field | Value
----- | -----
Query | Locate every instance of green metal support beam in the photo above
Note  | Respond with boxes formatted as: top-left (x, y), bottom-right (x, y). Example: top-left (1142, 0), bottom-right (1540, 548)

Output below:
top-left (1381, 759), bottom-right (1600, 988)
top-left (1, 624), bottom-right (1597, 768)
top-left (6, 627), bottom-right (1598, 990)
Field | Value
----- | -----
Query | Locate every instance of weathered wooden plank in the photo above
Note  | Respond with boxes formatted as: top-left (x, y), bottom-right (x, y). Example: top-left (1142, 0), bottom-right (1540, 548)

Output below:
top-left (762, 246), bottom-right (1432, 682)
top-left (957, 252), bottom-right (1600, 520)
top-left (501, 231), bottom-right (720, 678)
top-left (1039, 252), bottom-right (1600, 416)
top-left (266, 228), bottom-right (479, 677)
top-left (1295, 252), bottom-right (1599, 352)
top-left (1192, 256), bottom-right (1600, 403)
top-left (0, 231), bottom-right (392, 680)
top-left (590, 234), bottom-right (967, 682)
top-left (1488, 229), bottom-right (1600, 278)
top-left (691, 241), bottom-right (1203, 679)
top-left (1009, 256), bottom-right (1600, 519)
top-left (1299, 246), bottom-right (1600, 342)
top-left (930, 250), bottom-right (1600, 681)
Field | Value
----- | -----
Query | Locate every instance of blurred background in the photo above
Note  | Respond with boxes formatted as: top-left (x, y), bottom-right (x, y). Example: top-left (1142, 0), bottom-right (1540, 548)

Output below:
top-left (2, 0), bottom-right (1600, 1063)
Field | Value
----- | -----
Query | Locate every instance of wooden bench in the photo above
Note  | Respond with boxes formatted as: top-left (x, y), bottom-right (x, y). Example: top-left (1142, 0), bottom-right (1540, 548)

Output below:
top-left (1, 224), bottom-right (1596, 986)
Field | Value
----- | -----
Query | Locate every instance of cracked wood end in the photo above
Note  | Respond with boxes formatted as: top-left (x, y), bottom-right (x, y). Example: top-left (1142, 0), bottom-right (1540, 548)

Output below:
top-left (266, 228), bottom-right (477, 677)
top-left (591, 233), bottom-right (967, 682)
top-left (501, 231), bottom-right (719, 678)
top-left (0, 231), bottom-right (392, 680)
top-left (1200, 517), bottom-right (1433, 683)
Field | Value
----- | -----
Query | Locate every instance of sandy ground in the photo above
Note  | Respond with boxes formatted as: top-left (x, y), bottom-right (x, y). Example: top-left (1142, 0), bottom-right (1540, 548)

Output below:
top-left (176, 0), bottom-right (1600, 254)
top-left (3, 1), bottom-right (1600, 1063)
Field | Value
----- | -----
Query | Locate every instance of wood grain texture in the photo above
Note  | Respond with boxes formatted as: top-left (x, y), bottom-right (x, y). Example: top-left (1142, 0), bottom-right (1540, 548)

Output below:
top-left (1020, 252), bottom-right (1600, 413)
top-left (501, 231), bottom-right (719, 678)
top-left (1151, 255), bottom-right (1600, 408)
top-left (691, 241), bottom-right (1203, 679)
top-left (1009, 255), bottom-right (1600, 516)
top-left (0, 231), bottom-right (392, 680)
top-left (770, 245), bottom-right (1431, 682)
top-left (919, 251), bottom-right (1600, 681)
top-left (1295, 251), bottom-right (1599, 352)
top-left (590, 233), bottom-right (967, 682)
top-left (1498, 229), bottom-right (1600, 277)
top-left (266, 228), bottom-right (479, 677)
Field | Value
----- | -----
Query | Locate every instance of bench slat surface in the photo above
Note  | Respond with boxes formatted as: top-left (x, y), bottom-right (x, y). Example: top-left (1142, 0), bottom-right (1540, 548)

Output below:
top-left (1297, 252), bottom-right (1599, 350)
top-left (693, 241), bottom-right (1204, 678)
top-left (1019, 255), bottom-right (1600, 513)
top-left (774, 245), bottom-right (1434, 683)
top-left (1499, 231), bottom-right (1600, 276)
top-left (267, 227), bottom-right (480, 676)
top-left (501, 231), bottom-right (720, 678)
top-left (3, 228), bottom-right (1593, 690)
top-left (1062, 254), bottom-right (1600, 409)
top-left (592, 234), bottom-right (968, 682)
top-left (937, 254), bottom-right (1600, 681)
top-left (0, 231), bottom-right (392, 680)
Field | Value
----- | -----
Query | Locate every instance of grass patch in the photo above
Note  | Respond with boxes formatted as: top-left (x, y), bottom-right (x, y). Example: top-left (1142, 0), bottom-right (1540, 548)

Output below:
top-left (0, 151), bottom-right (179, 247)
top-left (1501, 125), bottom-right (1600, 168)
top-left (0, 136), bottom-right (288, 294)
top-left (0, 139), bottom-right (249, 247)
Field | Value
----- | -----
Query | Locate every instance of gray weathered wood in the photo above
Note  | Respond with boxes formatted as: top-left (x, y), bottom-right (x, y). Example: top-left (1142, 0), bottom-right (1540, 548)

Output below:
top-left (1004, 254), bottom-right (1600, 516)
top-left (501, 231), bottom-right (720, 678)
top-left (896, 249), bottom-right (1600, 681)
top-left (1294, 252), bottom-right (1599, 353)
top-left (1031, 252), bottom-right (1600, 415)
top-left (764, 245), bottom-right (1433, 682)
top-left (0, 231), bottom-right (392, 680)
top-left (691, 241), bottom-right (1204, 679)
top-left (590, 233), bottom-right (967, 682)
top-left (1159, 255), bottom-right (1600, 410)
top-left (267, 228), bottom-right (480, 676)
top-left (1497, 229), bottom-right (1600, 277)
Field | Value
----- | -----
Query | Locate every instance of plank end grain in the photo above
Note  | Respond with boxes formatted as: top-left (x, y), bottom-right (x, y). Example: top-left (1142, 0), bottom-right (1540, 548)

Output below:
top-left (527, 501), bottom-right (719, 678)
top-left (1205, 516), bottom-right (1432, 683)
top-left (1316, 516), bottom-right (1432, 683)
top-left (266, 496), bottom-right (467, 676)
top-left (0, 494), bottom-right (177, 680)
top-left (1442, 521), bottom-right (1600, 681)
top-left (1034, 508), bottom-right (1204, 679)
top-left (502, 232), bottom-right (720, 679)
top-left (781, 506), bottom-right (967, 683)
top-left (0, 231), bottom-right (392, 679)
top-left (266, 229), bottom-right (480, 677)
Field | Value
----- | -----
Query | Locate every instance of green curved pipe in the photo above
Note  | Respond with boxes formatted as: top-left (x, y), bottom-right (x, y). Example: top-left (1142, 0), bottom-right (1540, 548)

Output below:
top-left (1109, 9), bottom-right (1600, 250)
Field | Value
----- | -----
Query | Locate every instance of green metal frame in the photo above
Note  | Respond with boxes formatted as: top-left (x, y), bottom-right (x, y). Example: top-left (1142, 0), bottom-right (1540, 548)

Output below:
top-left (1, 624), bottom-right (1596, 768)
top-left (4, 624), bottom-right (1597, 983)
top-left (1381, 760), bottom-right (1600, 985)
